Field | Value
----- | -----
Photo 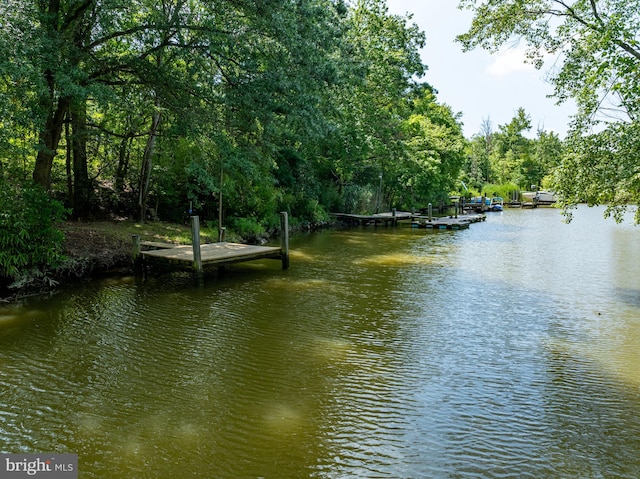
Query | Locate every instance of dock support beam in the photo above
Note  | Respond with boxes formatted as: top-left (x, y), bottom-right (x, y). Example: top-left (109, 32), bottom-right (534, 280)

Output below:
top-left (191, 216), bottom-right (203, 278)
top-left (280, 211), bottom-right (290, 270)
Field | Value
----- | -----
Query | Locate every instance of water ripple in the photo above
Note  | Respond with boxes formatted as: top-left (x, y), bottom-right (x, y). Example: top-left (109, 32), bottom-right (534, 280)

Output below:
top-left (2, 209), bottom-right (640, 477)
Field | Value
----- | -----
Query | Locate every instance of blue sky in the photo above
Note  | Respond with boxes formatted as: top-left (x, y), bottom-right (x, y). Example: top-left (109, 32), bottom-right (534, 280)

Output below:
top-left (385, 0), bottom-right (576, 138)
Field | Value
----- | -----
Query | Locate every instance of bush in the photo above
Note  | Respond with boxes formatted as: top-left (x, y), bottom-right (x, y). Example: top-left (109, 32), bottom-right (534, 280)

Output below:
top-left (342, 184), bottom-right (374, 214)
top-left (480, 182), bottom-right (521, 201)
top-left (228, 216), bottom-right (266, 242)
top-left (0, 182), bottom-right (68, 288)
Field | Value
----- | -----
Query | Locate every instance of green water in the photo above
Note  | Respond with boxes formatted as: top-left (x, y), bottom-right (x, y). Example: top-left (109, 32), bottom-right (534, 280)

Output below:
top-left (1, 206), bottom-right (640, 478)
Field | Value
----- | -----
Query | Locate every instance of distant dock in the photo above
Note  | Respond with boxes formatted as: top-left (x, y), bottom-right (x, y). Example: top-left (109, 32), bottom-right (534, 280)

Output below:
top-left (330, 211), bottom-right (413, 227)
top-left (330, 210), bottom-right (486, 230)
top-left (411, 213), bottom-right (486, 230)
top-left (132, 213), bottom-right (290, 277)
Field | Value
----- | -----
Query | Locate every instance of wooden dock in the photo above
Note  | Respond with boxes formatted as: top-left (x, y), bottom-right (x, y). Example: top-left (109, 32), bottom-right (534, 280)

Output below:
top-left (330, 210), bottom-right (413, 226)
top-left (410, 213), bottom-right (486, 230)
top-left (132, 213), bottom-right (289, 277)
top-left (140, 242), bottom-right (284, 267)
top-left (331, 210), bottom-right (485, 230)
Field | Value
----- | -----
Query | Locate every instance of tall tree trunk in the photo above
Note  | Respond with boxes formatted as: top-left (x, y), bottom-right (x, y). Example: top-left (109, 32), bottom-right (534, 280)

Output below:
top-left (138, 97), bottom-right (162, 221)
top-left (65, 111), bottom-right (73, 207)
top-left (71, 99), bottom-right (92, 218)
top-left (33, 97), bottom-right (70, 189)
top-left (33, 0), bottom-right (66, 190)
top-left (115, 135), bottom-right (132, 194)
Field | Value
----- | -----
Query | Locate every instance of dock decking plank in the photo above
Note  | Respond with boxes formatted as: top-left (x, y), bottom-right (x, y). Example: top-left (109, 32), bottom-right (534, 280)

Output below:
top-left (140, 242), bottom-right (282, 267)
top-left (140, 240), bottom-right (179, 250)
top-left (132, 213), bottom-right (290, 277)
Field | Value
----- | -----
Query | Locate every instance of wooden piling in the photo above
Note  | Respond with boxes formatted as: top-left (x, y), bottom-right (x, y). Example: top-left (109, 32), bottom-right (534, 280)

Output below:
top-left (280, 211), bottom-right (290, 270)
top-left (191, 216), bottom-right (203, 278)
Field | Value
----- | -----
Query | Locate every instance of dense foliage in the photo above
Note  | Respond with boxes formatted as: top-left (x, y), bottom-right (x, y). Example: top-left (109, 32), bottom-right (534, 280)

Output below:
top-left (0, 180), bottom-right (67, 289)
top-left (462, 108), bottom-right (564, 197)
top-left (458, 0), bottom-right (640, 221)
top-left (0, 0), bottom-right (466, 230)
top-left (3, 0), bottom-right (638, 289)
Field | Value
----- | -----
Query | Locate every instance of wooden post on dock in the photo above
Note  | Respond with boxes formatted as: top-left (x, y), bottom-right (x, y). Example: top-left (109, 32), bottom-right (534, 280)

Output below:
top-left (131, 234), bottom-right (142, 275)
top-left (280, 211), bottom-right (290, 270)
top-left (392, 208), bottom-right (397, 226)
top-left (454, 201), bottom-right (458, 218)
top-left (191, 216), bottom-right (203, 278)
top-left (428, 203), bottom-right (432, 222)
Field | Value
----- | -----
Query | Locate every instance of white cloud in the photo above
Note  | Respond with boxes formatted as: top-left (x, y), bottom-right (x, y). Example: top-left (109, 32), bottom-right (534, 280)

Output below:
top-left (386, 0), bottom-right (573, 137)
top-left (486, 47), bottom-right (536, 77)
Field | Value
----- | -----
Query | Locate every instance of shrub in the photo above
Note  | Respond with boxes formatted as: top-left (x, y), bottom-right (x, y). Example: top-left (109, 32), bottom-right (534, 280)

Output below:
top-left (228, 216), bottom-right (266, 242)
top-left (480, 182), bottom-right (520, 201)
top-left (0, 182), bottom-right (68, 288)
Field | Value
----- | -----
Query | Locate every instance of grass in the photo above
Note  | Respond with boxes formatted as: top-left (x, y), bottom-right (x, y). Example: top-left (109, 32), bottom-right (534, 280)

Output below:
top-left (1, 219), bottom-right (240, 301)
top-left (61, 219), bottom-right (236, 247)
top-left (56, 219), bottom-right (241, 281)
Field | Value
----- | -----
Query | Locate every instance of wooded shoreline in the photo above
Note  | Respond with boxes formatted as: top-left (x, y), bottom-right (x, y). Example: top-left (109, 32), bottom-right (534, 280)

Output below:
top-left (0, 217), bottom-right (328, 303)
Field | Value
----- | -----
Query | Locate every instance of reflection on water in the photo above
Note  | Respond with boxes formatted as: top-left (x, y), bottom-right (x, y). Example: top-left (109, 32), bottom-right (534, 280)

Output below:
top-left (1, 206), bottom-right (640, 478)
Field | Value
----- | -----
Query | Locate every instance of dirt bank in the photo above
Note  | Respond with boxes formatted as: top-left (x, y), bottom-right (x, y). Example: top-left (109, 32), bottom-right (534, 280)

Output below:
top-left (1, 220), bottom-right (204, 302)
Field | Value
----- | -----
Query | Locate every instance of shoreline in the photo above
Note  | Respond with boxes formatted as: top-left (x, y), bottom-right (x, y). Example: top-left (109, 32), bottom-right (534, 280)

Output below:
top-left (0, 218), bottom-right (331, 303)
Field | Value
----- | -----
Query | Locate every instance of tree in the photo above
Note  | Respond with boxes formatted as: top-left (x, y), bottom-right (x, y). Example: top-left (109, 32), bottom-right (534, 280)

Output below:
top-left (0, 0), bottom-right (350, 219)
top-left (490, 108), bottom-right (532, 185)
top-left (0, 0), bottom-right (470, 233)
top-left (532, 129), bottom-right (564, 189)
top-left (462, 108), bottom-right (563, 194)
top-left (463, 118), bottom-right (494, 189)
top-left (457, 0), bottom-right (640, 221)
top-left (396, 84), bottom-right (466, 209)
top-left (555, 122), bottom-right (640, 223)
top-left (325, 0), bottom-right (427, 212)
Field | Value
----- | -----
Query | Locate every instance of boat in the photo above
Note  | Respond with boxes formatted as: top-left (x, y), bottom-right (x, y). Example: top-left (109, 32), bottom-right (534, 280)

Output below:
top-left (489, 197), bottom-right (504, 212)
top-left (465, 196), bottom-right (503, 212)
top-left (465, 196), bottom-right (489, 211)
top-left (521, 191), bottom-right (557, 205)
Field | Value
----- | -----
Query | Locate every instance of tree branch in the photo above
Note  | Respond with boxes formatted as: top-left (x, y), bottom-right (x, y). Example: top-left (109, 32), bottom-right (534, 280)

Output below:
top-left (86, 121), bottom-right (148, 139)
top-left (588, 0), bottom-right (605, 27)
top-left (61, 0), bottom-right (94, 32)
top-left (86, 24), bottom-right (158, 50)
top-left (550, 0), bottom-right (640, 62)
